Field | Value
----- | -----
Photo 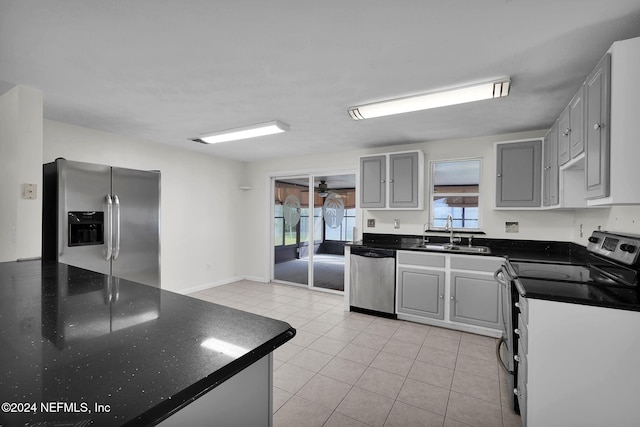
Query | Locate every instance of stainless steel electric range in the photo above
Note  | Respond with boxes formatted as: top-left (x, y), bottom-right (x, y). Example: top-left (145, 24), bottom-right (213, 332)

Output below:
top-left (496, 230), bottom-right (640, 416)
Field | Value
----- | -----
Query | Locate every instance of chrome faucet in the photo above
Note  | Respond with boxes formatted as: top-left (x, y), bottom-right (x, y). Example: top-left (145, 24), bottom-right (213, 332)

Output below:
top-left (444, 214), bottom-right (454, 246)
top-left (423, 223), bottom-right (429, 246)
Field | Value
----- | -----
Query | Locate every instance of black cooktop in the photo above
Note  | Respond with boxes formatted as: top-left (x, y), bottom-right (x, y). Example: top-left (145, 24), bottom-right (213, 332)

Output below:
top-left (516, 277), bottom-right (640, 309)
top-left (511, 255), bottom-right (640, 311)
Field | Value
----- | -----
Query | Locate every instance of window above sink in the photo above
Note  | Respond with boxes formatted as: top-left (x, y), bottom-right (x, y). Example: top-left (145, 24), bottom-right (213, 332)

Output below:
top-left (430, 159), bottom-right (481, 231)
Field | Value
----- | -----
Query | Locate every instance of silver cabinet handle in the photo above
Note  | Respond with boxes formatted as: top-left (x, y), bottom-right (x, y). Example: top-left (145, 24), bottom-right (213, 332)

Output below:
top-left (439, 294), bottom-right (444, 299)
top-left (497, 173), bottom-right (502, 177)
top-left (514, 354), bottom-right (521, 363)
top-left (563, 128), bottom-right (571, 137)
top-left (105, 194), bottom-right (113, 261)
top-left (593, 123), bottom-right (602, 130)
top-left (514, 388), bottom-right (520, 396)
top-left (389, 179), bottom-right (394, 183)
top-left (450, 296), bottom-right (455, 300)
top-left (514, 328), bottom-right (521, 336)
top-left (381, 179), bottom-right (386, 183)
top-left (112, 195), bottom-right (121, 260)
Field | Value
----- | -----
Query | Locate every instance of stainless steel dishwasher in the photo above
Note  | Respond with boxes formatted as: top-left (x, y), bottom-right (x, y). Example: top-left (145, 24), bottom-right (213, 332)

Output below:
top-left (350, 247), bottom-right (396, 318)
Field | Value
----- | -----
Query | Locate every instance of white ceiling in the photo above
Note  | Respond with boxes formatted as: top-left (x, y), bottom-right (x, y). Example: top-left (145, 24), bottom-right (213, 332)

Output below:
top-left (2, 1), bottom-right (640, 162)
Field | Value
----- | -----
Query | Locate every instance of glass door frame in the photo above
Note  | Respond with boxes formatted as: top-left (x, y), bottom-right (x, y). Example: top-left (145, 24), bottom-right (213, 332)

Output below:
top-left (269, 168), bottom-right (356, 294)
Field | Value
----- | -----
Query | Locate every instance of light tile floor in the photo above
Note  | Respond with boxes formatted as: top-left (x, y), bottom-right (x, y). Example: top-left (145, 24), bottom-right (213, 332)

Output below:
top-left (190, 280), bottom-right (522, 427)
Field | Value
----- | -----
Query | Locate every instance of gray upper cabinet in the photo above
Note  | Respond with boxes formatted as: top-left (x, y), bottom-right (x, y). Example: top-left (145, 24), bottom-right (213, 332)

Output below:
top-left (543, 123), bottom-right (559, 206)
top-left (360, 155), bottom-right (386, 208)
top-left (557, 106), bottom-right (571, 166)
top-left (569, 86), bottom-right (585, 158)
top-left (495, 139), bottom-right (542, 207)
top-left (558, 86), bottom-right (585, 166)
top-left (449, 271), bottom-right (501, 329)
top-left (584, 53), bottom-right (611, 200)
top-left (389, 151), bottom-right (419, 208)
top-left (359, 150), bottom-right (424, 210)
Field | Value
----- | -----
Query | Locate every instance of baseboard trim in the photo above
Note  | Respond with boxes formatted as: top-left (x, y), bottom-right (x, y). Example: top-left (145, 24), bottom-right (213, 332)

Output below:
top-left (179, 276), bottom-right (244, 295)
top-left (179, 275), bottom-right (270, 295)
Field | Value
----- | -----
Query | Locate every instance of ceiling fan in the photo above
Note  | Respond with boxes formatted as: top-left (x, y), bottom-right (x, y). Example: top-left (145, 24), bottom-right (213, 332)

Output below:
top-left (317, 180), bottom-right (330, 197)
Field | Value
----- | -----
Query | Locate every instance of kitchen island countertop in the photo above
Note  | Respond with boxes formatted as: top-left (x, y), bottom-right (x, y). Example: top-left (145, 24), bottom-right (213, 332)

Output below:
top-left (0, 260), bottom-right (295, 426)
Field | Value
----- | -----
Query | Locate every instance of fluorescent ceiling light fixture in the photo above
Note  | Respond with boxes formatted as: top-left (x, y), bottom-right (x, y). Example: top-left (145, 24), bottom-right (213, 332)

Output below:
top-left (348, 79), bottom-right (511, 120)
top-left (193, 120), bottom-right (289, 144)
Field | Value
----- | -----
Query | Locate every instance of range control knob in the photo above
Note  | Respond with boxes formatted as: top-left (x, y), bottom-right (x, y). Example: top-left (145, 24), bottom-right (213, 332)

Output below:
top-left (588, 236), bottom-right (600, 244)
top-left (620, 244), bottom-right (636, 254)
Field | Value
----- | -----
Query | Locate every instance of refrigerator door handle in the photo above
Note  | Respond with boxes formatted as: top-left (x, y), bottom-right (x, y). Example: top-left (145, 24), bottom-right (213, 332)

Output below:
top-left (105, 194), bottom-right (113, 261)
top-left (113, 194), bottom-right (121, 260)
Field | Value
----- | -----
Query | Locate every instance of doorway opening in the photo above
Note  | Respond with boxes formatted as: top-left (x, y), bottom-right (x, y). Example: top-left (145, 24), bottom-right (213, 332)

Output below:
top-left (272, 173), bottom-right (356, 293)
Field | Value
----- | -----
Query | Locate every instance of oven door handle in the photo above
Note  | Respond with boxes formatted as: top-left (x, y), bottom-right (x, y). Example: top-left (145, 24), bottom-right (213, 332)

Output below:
top-left (496, 337), bottom-right (513, 375)
top-left (494, 265), bottom-right (509, 286)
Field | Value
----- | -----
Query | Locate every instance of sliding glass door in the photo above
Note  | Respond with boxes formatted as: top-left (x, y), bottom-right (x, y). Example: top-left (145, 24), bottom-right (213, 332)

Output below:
top-left (273, 178), bottom-right (309, 285)
top-left (272, 173), bottom-right (355, 293)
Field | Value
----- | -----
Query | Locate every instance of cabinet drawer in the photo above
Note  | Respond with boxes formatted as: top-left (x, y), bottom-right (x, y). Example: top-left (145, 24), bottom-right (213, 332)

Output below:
top-left (397, 251), bottom-right (445, 268)
top-left (450, 255), bottom-right (502, 272)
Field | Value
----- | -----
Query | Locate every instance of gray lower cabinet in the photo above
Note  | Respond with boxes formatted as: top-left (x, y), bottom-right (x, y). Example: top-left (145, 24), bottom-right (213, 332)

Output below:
top-left (449, 271), bottom-right (501, 329)
top-left (389, 151), bottom-right (419, 208)
top-left (495, 140), bottom-right (542, 207)
top-left (584, 53), bottom-right (611, 200)
top-left (397, 266), bottom-right (445, 320)
top-left (360, 155), bottom-right (386, 208)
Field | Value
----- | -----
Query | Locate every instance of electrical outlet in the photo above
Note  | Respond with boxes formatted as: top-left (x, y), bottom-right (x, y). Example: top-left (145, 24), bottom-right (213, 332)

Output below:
top-left (394, 219), bottom-right (400, 229)
top-left (22, 183), bottom-right (37, 199)
top-left (367, 219), bottom-right (375, 228)
top-left (505, 222), bottom-right (519, 233)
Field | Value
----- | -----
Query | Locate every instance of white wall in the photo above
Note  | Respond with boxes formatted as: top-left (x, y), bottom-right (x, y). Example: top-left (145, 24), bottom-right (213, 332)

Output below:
top-left (0, 85), bottom-right (43, 262)
top-left (44, 120), bottom-right (246, 293)
top-left (572, 206), bottom-right (640, 247)
top-left (241, 130), bottom-right (640, 283)
top-left (242, 130), bottom-right (589, 282)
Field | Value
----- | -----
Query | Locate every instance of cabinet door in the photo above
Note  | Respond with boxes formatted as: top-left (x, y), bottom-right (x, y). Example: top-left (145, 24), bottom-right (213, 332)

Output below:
top-left (449, 271), bottom-right (501, 329)
top-left (397, 267), bottom-right (444, 320)
top-left (496, 140), bottom-right (542, 207)
top-left (543, 123), bottom-right (559, 206)
top-left (389, 152), bottom-right (419, 208)
top-left (569, 86), bottom-right (584, 158)
top-left (557, 106), bottom-right (571, 166)
top-left (360, 155), bottom-right (386, 208)
top-left (584, 53), bottom-right (611, 200)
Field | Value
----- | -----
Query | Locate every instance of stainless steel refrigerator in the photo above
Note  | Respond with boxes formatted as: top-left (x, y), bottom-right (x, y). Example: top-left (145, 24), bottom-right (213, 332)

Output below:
top-left (43, 159), bottom-right (161, 287)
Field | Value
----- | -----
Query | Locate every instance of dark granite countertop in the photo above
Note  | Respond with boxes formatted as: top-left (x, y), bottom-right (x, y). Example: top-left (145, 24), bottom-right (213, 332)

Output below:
top-left (348, 233), bottom-right (588, 264)
top-left (0, 261), bottom-right (295, 426)
top-left (348, 233), bottom-right (640, 312)
top-left (515, 277), bottom-right (640, 311)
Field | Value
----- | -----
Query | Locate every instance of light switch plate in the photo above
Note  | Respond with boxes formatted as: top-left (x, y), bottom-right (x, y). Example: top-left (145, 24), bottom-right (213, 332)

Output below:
top-left (505, 221), bottom-right (519, 233)
top-left (22, 183), bottom-right (37, 199)
top-left (394, 219), bottom-right (400, 229)
top-left (367, 219), bottom-right (375, 228)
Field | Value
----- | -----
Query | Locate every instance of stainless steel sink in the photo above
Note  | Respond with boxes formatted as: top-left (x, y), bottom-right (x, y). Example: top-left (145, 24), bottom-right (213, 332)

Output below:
top-left (410, 243), bottom-right (491, 254)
